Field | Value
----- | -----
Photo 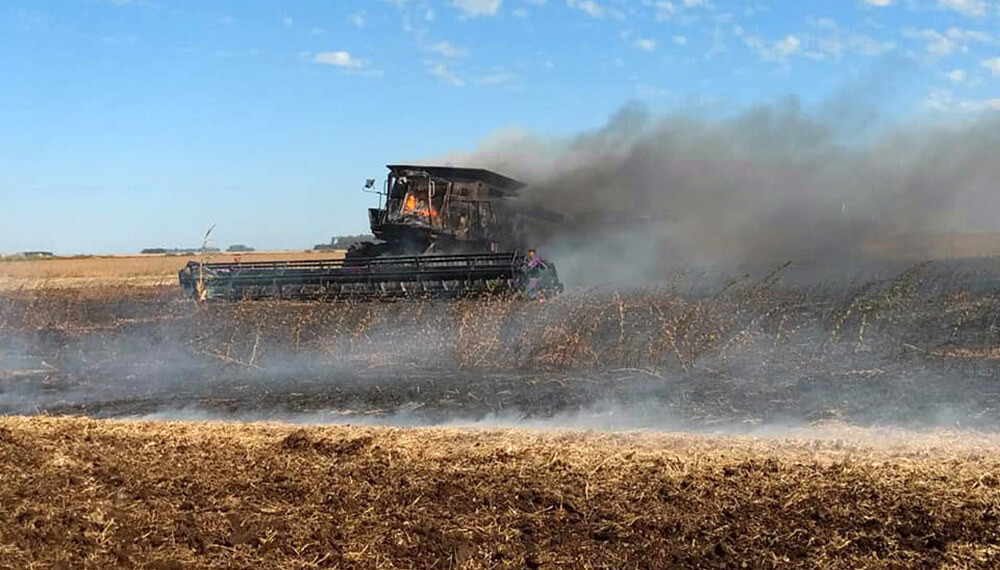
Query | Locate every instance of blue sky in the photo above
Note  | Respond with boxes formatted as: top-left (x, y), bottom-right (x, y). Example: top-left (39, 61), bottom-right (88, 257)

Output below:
top-left (2, 0), bottom-right (999, 254)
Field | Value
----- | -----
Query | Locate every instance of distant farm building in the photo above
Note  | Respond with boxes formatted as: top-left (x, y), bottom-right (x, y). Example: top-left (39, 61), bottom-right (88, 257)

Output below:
top-left (20, 251), bottom-right (54, 258)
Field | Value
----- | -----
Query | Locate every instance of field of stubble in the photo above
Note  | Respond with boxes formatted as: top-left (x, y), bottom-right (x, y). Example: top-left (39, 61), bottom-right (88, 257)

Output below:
top-left (2, 416), bottom-right (1000, 569)
top-left (1, 252), bottom-right (1000, 568)
top-left (0, 250), bottom-right (342, 290)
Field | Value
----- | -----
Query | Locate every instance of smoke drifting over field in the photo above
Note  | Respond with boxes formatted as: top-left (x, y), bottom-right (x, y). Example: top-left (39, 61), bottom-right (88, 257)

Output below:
top-left (3, 258), bottom-right (1000, 430)
top-left (444, 100), bottom-right (1000, 286)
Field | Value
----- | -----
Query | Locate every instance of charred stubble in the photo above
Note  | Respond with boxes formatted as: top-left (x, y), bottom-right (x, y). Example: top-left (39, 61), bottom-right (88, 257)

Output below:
top-left (1, 257), bottom-right (998, 428)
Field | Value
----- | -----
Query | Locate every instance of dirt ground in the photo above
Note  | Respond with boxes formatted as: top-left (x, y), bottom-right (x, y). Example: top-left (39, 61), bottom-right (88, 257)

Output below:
top-left (2, 416), bottom-right (999, 569)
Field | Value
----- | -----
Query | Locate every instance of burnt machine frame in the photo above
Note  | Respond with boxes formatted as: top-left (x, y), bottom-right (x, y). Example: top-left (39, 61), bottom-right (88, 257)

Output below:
top-left (360, 165), bottom-right (529, 256)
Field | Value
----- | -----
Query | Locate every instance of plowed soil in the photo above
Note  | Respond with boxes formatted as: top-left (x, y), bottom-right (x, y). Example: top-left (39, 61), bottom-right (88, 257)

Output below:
top-left (2, 416), bottom-right (999, 569)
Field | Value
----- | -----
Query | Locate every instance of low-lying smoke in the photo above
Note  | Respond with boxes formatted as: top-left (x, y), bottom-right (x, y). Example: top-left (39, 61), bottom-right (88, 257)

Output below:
top-left (442, 99), bottom-right (1000, 287)
top-left (4, 257), bottom-right (1000, 431)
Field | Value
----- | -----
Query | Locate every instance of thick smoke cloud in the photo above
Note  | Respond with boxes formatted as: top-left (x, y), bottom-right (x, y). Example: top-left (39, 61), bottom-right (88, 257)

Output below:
top-left (441, 99), bottom-right (1000, 287)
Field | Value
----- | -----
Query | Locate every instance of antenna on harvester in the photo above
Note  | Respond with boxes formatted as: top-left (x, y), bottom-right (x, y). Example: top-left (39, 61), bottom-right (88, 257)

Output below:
top-left (197, 224), bottom-right (217, 302)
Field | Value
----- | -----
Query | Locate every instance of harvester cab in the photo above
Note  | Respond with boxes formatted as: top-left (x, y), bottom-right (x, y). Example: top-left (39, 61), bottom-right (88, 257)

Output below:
top-left (355, 165), bottom-right (526, 258)
top-left (177, 164), bottom-right (563, 301)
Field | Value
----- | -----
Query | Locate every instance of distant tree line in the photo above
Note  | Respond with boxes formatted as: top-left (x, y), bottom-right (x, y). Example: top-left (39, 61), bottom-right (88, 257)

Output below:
top-left (314, 234), bottom-right (373, 251)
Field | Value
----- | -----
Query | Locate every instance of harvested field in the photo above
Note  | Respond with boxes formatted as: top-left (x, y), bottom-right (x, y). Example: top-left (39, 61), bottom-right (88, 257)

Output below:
top-left (2, 416), bottom-right (1000, 569)
top-left (0, 250), bottom-right (344, 290)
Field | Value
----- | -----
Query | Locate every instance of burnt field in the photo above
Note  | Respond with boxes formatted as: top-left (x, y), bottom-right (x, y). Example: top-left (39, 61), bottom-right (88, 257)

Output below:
top-left (2, 257), bottom-right (999, 429)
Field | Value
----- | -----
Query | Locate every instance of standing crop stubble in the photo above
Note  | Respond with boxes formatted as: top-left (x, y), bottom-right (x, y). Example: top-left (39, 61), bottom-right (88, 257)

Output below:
top-left (1, 257), bottom-right (999, 427)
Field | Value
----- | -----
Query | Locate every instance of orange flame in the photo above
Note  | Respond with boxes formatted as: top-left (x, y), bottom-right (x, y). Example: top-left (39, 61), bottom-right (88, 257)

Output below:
top-left (401, 194), bottom-right (438, 218)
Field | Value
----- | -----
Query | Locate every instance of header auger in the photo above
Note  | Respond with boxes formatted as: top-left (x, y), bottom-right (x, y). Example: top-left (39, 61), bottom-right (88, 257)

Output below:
top-left (178, 165), bottom-right (563, 301)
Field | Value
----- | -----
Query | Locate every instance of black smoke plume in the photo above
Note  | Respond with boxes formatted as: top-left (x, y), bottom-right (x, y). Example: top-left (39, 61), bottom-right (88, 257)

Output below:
top-left (441, 99), bottom-right (1000, 287)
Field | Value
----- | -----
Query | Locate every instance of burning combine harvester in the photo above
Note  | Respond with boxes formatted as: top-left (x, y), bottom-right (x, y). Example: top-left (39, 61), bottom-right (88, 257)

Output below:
top-left (178, 165), bottom-right (563, 301)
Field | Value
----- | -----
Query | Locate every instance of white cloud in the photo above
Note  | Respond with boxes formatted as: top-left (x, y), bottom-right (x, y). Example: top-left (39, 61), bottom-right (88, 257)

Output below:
top-left (673, 35), bottom-right (688, 45)
top-left (861, 0), bottom-right (892, 6)
top-left (429, 41), bottom-right (468, 58)
top-left (635, 83), bottom-right (671, 99)
top-left (651, 0), bottom-right (712, 23)
top-left (803, 18), bottom-right (894, 60)
top-left (569, 0), bottom-right (603, 17)
top-left (349, 11), bottom-right (366, 28)
top-left (512, 8), bottom-right (529, 17)
top-left (428, 63), bottom-right (465, 85)
top-left (654, 1), bottom-right (679, 19)
top-left (741, 27), bottom-right (888, 64)
top-left (566, 0), bottom-right (622, 20)
top-left (947, 68), bottom-right (967, 82)
top-left (906, 27), bottom-right (993, 58)
top-left (475, 69), bottom-right (516, 85)
top-left (282, 16), bottom-right (294, 29)
top-left (744, 33), bottom-right (800, 61)
top-left (452, 0), bottom-right (501, 17)
top-left (774, 35), bottom-right (801, 56)
top-left (314, 51), bottom-right (363, 69)
top-left (634, 38), bottom-right (657, 52)
top-left (925, 89), bottom-right (1000, 113)
top-left (923, 89), bottom-right (956, 111)
top-left (936, 0), bottom-right (989, 17)
top-left (982, 58), bottom-right (1000, 74)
